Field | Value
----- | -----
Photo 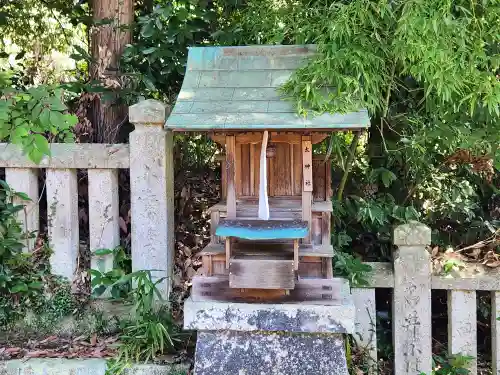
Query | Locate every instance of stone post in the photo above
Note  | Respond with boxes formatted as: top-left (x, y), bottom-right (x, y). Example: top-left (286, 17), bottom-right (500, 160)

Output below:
top-left (129, 99), bottom-right (174, 300)
top-left (393, 221), bottom-right (432, 375)
top-left (5, 168), bottom-right (39, 252)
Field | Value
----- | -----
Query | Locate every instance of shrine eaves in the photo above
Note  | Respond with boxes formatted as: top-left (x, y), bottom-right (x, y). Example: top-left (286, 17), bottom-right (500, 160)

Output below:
top-left (165, 44), bottom-right (370, 131)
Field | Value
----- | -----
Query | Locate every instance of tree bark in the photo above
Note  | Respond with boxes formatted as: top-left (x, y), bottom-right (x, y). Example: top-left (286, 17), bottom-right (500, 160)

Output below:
top-left (90, 0), bottom-right (134, 143)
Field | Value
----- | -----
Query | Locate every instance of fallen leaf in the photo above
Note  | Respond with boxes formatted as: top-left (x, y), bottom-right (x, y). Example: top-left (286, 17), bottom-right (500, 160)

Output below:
top-left (5, 347), bottom-right (21, 354)
top-left (26, 350), bottom-right (48, 358)
top-left (186, 266), bottom-right (196, 279)
top-left (119, 217), bottom-right (128, 233)
top-left (485, 260), bottom-right (500, 268)
top-left (468, 248), bottom-right (481, 260)
top-left (90, 348), bottom-right (105, 358)
top-left (104, 336), bottom-right (118, 344)
top-left (39, 335), bottom-right (58, 344)
top-left (183, 246), bottom-right (192, 257)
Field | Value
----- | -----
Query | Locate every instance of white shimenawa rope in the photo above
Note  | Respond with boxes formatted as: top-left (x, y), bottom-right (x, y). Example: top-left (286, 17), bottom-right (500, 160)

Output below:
top-left (258, 130), bottom-right (270, 220)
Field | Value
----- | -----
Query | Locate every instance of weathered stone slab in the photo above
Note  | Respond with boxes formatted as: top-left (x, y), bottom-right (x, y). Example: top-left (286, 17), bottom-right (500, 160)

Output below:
top-left (448, 290), bottom-right (477, 374)
top-left (352, 287), bottom-right (377, 373)
top-left (0, 143), bottom-right (130, 169)
top-left (184, 298), bottom-right (355, 334)
top-left (46, 169), bottom-right (79, 281)
top-left (0, 359), bottom-right (188, 375)
top-left (194, 330), bottom-right (348, 375)
top-left (89, 169), bottom-right (120, 276)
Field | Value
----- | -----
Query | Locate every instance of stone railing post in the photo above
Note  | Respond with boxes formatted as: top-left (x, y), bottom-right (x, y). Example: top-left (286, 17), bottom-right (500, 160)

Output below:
top-left (129, 99), bottom-right (174, 300)
top-left (393, 221), bottom-right (432, 375)
top-left (5, 168), bottom-right (39, 252)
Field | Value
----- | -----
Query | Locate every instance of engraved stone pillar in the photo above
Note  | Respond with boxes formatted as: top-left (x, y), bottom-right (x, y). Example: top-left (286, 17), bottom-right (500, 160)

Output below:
top-left (129, 99), bottom-right (174, 300)
top-left (393, 221), bottom-right (432, 375)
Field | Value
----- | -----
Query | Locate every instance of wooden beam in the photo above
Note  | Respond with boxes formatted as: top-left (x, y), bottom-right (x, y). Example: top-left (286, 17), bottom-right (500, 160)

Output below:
top-left (210, 210), bottom-right (220, 244)
top-left (250, 144), bottom-right (255, 196)
top-left (325, 160), bottom-right (333, 199)
top-left (268, 154), bottom-right (275, 197)
top-left (192, 275), bottom-right (348, 303)
top-left (225, 237), bottom-right (231, 269)
top-left (215, 153), bottom-right (335, 163)
top-left (202, 255), bottom-right (213, 276)
top-left (293, 239), bottom-right (299, 271)
top-left (210, 132), bottom-right (329, 145)
top-left (322, 211), bottom-right (331, 246)
top-left (225, 135), bottom-right (237, 218)
top-left (302, 135), bottom-right (313, 244)
top-left (302, 138), bottom-right (313, 192)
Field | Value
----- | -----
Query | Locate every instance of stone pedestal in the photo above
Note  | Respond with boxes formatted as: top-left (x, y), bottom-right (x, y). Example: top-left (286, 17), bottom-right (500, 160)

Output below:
top-left (195, 331), bottom-right (348, 375)
top-left (184, 280), bottom-right (355, 375)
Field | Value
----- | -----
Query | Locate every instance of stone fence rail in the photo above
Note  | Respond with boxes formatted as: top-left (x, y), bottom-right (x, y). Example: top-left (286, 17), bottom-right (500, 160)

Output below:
top-left (355, 221), bottom-right (500, 375)
top-left (0, 100), bottom-right (174, 298)
top-left (0, 100), bottom-right (497, 375)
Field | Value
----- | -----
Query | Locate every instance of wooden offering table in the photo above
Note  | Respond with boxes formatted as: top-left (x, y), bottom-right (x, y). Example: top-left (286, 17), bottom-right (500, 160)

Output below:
top-left (216, 219), bottom-right (308, 289)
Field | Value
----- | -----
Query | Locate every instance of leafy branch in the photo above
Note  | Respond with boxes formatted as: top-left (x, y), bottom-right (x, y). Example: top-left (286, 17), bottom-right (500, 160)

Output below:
top-left (0, 80), bottom-right (77, 163)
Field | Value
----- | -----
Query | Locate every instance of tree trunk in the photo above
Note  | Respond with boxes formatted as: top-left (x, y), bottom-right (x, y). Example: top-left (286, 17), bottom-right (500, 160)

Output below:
top-left (90, 0), bottom-right (134, 143)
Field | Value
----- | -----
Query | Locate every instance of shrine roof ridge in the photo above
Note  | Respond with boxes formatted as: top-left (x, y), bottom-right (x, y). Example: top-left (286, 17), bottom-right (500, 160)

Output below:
top-left (166, 44), bottom-right (370, 131)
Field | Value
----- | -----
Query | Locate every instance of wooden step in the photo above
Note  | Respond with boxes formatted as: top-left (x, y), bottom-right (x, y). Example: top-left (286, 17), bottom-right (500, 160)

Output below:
top-left (209, 199), bottom-right (333, 215)
top-left (192, 275), bottom-right (350, 304)
top-left (229, 253), bottom-right (295, 289)
top-left (200, 241), bottom-right (334, 258)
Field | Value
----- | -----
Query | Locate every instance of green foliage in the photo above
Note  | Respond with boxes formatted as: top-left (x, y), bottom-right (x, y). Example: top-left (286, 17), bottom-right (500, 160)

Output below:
top-left (334, 251), bottom-right (372, 286)
top-left (0, 179), bottom-right (79, 327)
top-left (223, 0), bottom-right (500, 123)
top-left (121, 0), bottom-right (217, 100)
top-left (0, 0), bottom-right (86, 86)
top-left (331, 231), bottom-right (372, 286)
top-left (218, 0), bottom-right (500, 256)
top-left (0, 179), bottom-right (40, 324)
top-left (90, 247), bottom-right (132, 299)
top-left (103, 271), bottom-right (184, 374)
top-left (0, 0), bottom-right (79, 54)
top-left (173, 134), bottom-right (220, 172)
top-left (0, 77), bottom-right (77, 162)
top-left (91, 247), bottom-right (185, 371)
top-left (421, 353), bottom-right (474, 375)
top-left (331, 192), bottom-right (420, 259)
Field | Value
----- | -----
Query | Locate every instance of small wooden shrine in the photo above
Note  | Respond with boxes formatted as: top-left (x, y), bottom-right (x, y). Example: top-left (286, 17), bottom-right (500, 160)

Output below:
top-left (167, 45), bottom-right (370, 303)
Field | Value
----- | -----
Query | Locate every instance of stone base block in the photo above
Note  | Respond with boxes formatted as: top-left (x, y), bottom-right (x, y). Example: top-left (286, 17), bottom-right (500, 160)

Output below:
top-left (184, 298), bottom-right (355, 334)
top-left (194, 330), bottom-right (348, 375)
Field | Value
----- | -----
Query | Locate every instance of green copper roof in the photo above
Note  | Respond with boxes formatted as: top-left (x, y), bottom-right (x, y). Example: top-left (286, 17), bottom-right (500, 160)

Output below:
top-left (165, 45), bottom-right (370, 131)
